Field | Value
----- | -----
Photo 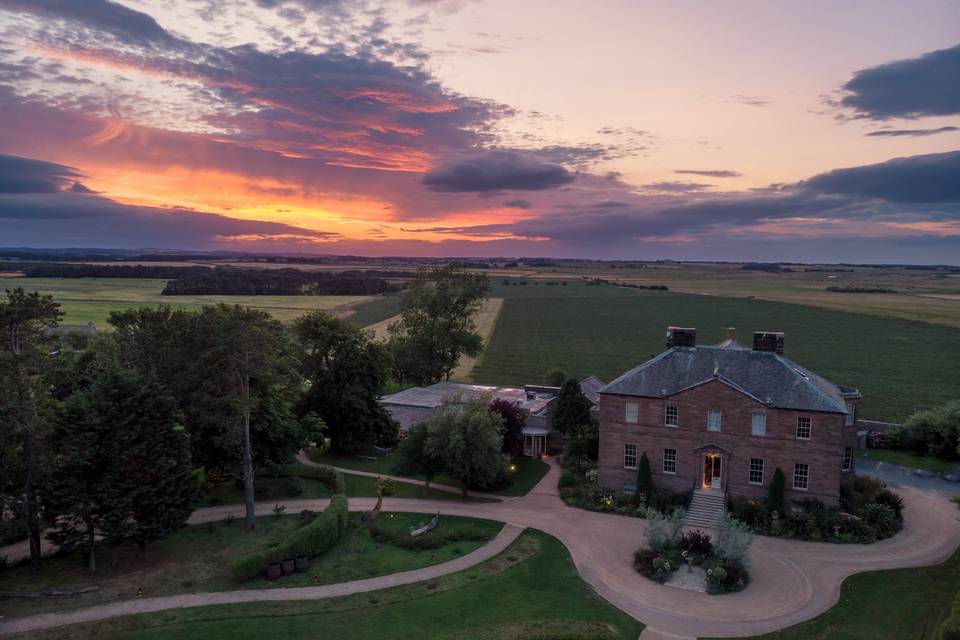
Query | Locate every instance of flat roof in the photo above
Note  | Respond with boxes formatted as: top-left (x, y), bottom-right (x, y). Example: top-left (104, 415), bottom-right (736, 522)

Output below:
top-left (381, 381), bottom-right (555, 416)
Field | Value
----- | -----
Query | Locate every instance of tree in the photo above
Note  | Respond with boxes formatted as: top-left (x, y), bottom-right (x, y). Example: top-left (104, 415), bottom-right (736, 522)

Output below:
top-left (0, 288), bottom-right (61, 572)
top-left (191, 305), bottom-right (300, 531)
top-left (768, 467), bottom-right (786, 515)
top-left (906, 401), bottom-right (960, 460)
top-left (552, 378), bottom-right (593, 435)
top-left (544, 367), bottom-right (567, 387)
top-left (423, 399), bottom-right (507, 497)
top-left (388, 265), bottom-right (489, 384)
top-left (636, 452), bottom-right (654, 499)
top-left (396, 422), bottom-right (446, 493)
top-left (489, 398), bottom-right (525, 456)
top-left (294, 311), bottom-right (398, 452)
top-left (45, 367), bottom-right (197, 571)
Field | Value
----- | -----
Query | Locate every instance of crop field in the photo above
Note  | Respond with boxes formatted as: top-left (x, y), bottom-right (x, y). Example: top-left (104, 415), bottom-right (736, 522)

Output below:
top-left (3, 278), bottom-right (372, 326)
top-left (472, 280), bottom-right (960, 422)
top-left (522, 263), bottom-right (960, 327)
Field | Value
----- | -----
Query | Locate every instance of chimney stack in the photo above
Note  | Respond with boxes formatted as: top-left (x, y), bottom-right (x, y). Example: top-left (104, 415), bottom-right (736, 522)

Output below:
top-left (726, 327), bottom-right (736, 341)
top-left (752, 331), bottom-right (784, 355)
top-left (666, 326), bottom-right (697, 348)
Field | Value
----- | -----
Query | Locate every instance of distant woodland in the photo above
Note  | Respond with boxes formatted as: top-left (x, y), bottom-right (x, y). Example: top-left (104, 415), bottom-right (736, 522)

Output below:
top-left (160, 267), bottom-right (401, 296)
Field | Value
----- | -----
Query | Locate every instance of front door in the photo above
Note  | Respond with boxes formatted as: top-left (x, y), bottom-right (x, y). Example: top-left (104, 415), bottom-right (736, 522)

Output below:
top-left (703, 454), bottom-right (722, 489)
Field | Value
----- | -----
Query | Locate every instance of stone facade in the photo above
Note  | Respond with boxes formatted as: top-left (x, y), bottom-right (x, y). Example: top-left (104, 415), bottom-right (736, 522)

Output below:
top-left (598, 379), bottom-right (858, 506)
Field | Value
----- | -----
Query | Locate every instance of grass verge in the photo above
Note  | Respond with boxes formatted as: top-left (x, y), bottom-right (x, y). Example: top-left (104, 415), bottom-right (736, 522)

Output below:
top-left (858, 449), bottom-right (959, 475)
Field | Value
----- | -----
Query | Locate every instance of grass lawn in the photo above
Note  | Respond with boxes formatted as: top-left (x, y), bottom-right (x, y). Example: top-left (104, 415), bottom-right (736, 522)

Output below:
top-left (24, 530), bottom-right (644, 640)
top-left (311, 449), bottom-right (550, 497)
top-left (201, 468), bottom-right (498, 506)
top-left (858, 449), bottom-right (959, 475)
top-left (4, 278), bottom-right (371, 325)
top-left (0, 513), bottom-right (501, 620)
top-left (471, 279), bottom-right (960, 423)
top-left (730, 547), bottom-right (960, 640)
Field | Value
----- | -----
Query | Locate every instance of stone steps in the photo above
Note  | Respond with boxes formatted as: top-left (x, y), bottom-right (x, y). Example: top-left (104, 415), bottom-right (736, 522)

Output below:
top-left (685, 490), bottom-right (726, 529)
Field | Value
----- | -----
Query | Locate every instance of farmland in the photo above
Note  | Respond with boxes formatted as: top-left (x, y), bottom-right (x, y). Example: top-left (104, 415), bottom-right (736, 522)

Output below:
top-left (472, 279), bottom-right (960, 422)
top-left (2, 278), bottom-right (376, 326)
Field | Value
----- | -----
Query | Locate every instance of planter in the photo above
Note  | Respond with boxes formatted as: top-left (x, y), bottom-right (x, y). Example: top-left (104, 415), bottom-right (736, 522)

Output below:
top-left (265, 562), bottom-right (282, 581)
top-left (294, 555), bottom-right (309, 572)
top-left (282, 558), bottom-right (296, 575)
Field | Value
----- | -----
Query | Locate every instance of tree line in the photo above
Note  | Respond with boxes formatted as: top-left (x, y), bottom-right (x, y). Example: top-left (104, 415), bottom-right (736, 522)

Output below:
top-left (161, 267), bottom-right (403, 296)
top-left (0, 264), bottom-right (489, 574)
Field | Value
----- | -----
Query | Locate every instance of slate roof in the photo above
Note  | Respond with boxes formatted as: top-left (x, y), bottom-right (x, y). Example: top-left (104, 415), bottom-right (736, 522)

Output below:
top-left (381, 381), bottom-right (556, 417)
top-left (579, 375), bottom-right (606, 406)
top-left (599, 345), bottom-right (859, 415)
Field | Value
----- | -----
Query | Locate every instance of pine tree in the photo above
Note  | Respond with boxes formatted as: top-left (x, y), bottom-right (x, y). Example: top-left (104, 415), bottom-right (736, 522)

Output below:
top-left (636, 452), bottom-right (655, 500)
top-left (552, 378), bottom-right (593, 434)
top-left (769, 467), bottom-right (786, 515)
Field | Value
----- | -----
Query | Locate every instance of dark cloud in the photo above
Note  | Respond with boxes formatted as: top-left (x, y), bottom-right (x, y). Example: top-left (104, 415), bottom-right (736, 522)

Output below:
top-left (802, 151), bottom-right (960, 203)
top-left (0, 188), bottom-right (337, 248)
top-left (421, 151), bottom-right (575, 192)
top-left (0, 154), bottom-right (85, 194)
top-left (1, 0), bottom-right (177, 46)
top-left (839, 43), bottom-right (960, 119)
top-left (641, 181), bottom-right (712, 193)
top-left (503, 198), bottom-right (531, 209)
top-left (674, 169), bottom-right (742, 178)
top-left (865, 126), bottom-right (959, 138)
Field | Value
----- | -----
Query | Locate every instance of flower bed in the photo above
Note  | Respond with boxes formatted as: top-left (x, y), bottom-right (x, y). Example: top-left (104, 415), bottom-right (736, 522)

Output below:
top-left (558, 457), bottom-right (689, 518)
top-left (634, 510), bottom-right (752, 595)
top-left (728, 475), bottom-right (904, 543)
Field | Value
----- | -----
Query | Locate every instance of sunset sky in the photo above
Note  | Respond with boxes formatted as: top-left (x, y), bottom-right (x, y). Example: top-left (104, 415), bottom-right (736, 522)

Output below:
top-left (0, 0), bottom-right (958, 262)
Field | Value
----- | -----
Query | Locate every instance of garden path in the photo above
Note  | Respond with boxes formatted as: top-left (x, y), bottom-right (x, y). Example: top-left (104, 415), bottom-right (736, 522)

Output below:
top-left (2, 458), bottom-right (959, 639)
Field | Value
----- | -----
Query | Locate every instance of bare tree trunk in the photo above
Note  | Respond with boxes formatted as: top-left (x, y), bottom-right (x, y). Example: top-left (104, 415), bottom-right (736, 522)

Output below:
top-left (240, 369), bottom-right (256, 532)
top-left (15, 356), bottom-right (42, 574)
top-left (86, 520), bottom-right (97, 574)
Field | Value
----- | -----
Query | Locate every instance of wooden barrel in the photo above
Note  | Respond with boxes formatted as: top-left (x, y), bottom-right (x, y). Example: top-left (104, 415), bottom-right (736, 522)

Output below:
top-left (295, 555), bottom-right (309, 572)
top-left (266, 562), bottom-right (282, 580)
top-left (282, 558), bottom-right (296, 575)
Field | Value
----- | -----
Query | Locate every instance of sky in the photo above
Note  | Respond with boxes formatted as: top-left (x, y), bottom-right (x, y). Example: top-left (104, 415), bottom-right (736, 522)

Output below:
top-left (0, 0), bottom-right (958, 263)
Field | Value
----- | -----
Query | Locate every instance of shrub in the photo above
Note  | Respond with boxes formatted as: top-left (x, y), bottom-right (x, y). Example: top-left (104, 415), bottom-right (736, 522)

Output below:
top-left (862, 502), bottom-right (898, 537)
top-left (282, 476), bottom-right (304, 497)
top-left (874, 488), bottom-right (905, 517)
top-left (230, 494), bottom-right (350, 581)
top-left (728, 496), bottom-right (768, 530)
top-left (714, 514), bottom-right (753, 568)
top-left (559, 469), bottom-right (578, 489)
top-left (645, 508), bottom-right (686, 552)
top-left (279, 463), bottom-right (339, 492)
top-left (679, 530), bottom-right (713, 556)
top-left (768, 468), bottom-right (785, 515)
top-left (636, 453), bottom-right (654, 499)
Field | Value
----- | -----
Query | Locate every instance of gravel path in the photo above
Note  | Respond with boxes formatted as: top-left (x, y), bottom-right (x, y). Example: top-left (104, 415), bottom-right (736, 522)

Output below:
top-left (2, 457), bottom-right (959, 639)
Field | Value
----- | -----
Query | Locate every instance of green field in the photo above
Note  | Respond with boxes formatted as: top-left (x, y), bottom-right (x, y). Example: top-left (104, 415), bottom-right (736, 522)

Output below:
top-left (25, 530), bottom-right (644, 640)
top-left (343, 292), bottom-right (403, 328)
top-left (2, 278), bottom-right (372, 325)
top-left (858, 449), bottom-right (959, 474)
top-left (472, 280), bottom-right (960, 422)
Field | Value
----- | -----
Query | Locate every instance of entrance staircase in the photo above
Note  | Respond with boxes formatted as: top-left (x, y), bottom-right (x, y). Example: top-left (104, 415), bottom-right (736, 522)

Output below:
top-left (685, 489), bottom-right (727, 529)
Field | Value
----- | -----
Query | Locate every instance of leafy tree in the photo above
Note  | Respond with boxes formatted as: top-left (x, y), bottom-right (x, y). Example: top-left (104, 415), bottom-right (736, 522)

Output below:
top-left (45, 367), bottom-right (197, 571)
top-left (396, 422), bottom-right (446, 493)
top-left (294, 311), bottom-right (398, 452)
top-left (191, 304), bottom-right (300, 531)
top-left (423, 399), bottom-right (507, 497)
top-left (906, 400), bottom-right (960, 460)
top-left (489, 398), bottom-right (525, 456)
top-left (552, 378), bottom-right (593, 435)
top-left (388, 265), bottom-right (489, 384)
top-left (544, 367), bottom-right (567, 387)
top-left (564, 421), bottom-right (599, 461)
top-left (0, 288), bottom-right (61, 572)
top-left (768, 467), bottom-right (786, 515)
top-left (636, 452), bottom-right (654, 499)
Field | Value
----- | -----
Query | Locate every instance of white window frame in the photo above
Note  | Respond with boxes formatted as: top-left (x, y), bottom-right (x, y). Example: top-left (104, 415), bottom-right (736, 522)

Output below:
top-left (707, 409), bottom-right (722, 432)
top-left (842, 446), bottom-right (853, 471)
top-left (625, 402), bottom-right (639, 424)
top-left (749, 458), bottom-right (764, 485)
top-left (796, 416), bottom-right (812, 440)
top-left (844, 401), bottom-right (856, 426)
top-left (624, 443), bottom-right (638, 469)
top-left (664, 404), bottom-right (678, 427)
top-left (793, 463), bottom-right (809, 490)
top-left (751, 413), bottom-right (767, 437)
top-left (662, 448), bottom-right (677, 474)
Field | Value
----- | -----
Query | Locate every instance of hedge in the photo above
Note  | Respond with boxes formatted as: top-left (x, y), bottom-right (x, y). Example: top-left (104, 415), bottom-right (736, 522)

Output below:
top-left (230, 494), bottom-right (350, 581)
top-left (941, 591), bottom-right (960, 640)
top-left (278, 463), bottom-right (341, 492)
